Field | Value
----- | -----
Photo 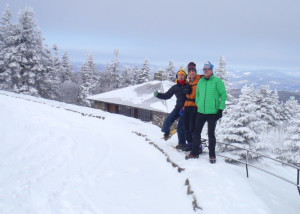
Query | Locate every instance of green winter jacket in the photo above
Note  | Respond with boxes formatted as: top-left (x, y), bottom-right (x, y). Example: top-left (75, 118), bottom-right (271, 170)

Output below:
top-left (195, 74), bottom-right (227, 114)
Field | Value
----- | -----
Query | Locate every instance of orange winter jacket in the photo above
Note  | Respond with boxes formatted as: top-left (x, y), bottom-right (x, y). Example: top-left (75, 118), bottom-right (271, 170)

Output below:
top-left (183, 74), bottom-right (203, 108)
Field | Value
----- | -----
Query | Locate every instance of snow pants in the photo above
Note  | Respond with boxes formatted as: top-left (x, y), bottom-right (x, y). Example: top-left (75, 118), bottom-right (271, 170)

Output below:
top-left (161, 107), bottom-right (185, 145)
top-left (192, 112), bottom-right (218, 157)
top-left (183, 106), bottom-right (197, 143)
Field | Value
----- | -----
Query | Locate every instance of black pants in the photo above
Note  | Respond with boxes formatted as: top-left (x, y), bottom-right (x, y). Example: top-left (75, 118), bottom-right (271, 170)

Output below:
top-left (192, 112), bottom-right (218, 157)
top-left (183, 106), bottom-right (197, 143)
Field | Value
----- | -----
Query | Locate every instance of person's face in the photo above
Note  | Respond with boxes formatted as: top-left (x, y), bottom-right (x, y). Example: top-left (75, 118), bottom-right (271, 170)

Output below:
top-left (188, 70), bottom-right (196, 79)
top-left (203, 66), bottom-right (213, 78)
top-left (177, 73), bottom-right (185, 81)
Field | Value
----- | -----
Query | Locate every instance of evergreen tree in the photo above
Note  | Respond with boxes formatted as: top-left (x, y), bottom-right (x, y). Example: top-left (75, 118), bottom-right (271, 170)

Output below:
top-left (257, 85), bottom-right (280, 127)
top-left (137, 58), bottom-right (151, 84)
top-left (215, 56), bottom-right (228, 85)
top-left (105, 49), bottom-right (121, 90)
top-left (215, 56), bottom-right (234, 102)
top-left (284, 96), bottom-right (299, 120)
top-left (0, 4), bottom-right (13, 90)
top-left (218, 84), bottom-right (267, 159)
top-left (165, 60), bottom-right (176, 81)
top-left (277, 111), bottom-right (300, 166)
top-left (132, 65), bottom-right (139, 85)
top-left (1, 7), bottom-right (51, 96)
top-left (61, 51), bottom-right (73, 83)
top-left (120, 66), bottom-right (133, 87)
top-left (77, 53), bottom-right (98, 106)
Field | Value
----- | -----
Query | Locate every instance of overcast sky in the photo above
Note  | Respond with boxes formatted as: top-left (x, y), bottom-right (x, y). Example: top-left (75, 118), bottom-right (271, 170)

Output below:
top-left (1, 0), bottom-right (300, 72)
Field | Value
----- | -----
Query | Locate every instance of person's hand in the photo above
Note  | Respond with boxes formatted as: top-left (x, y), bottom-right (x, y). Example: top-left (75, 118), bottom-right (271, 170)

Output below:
top-left (154, 90), bottom-right (158, 97)
top-left (179, 109), bottom-right (184, 116)
top-left (216, 109), bottom-right (223, 120)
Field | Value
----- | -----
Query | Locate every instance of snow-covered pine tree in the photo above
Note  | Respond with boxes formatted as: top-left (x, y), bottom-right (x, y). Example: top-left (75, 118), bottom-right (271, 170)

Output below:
top-left (6, 7), bottom-right (50, 96)
top-left (77, 53), bottom-right (98, 106)
top-left (215, 56), bottom-right (228, 84)
top-left (52, 44), bottom-right (61, 71)
top-left (38, 45), bottom-right (61, 100)
top-left (0, 4), bottom-right (13, 90)
top-left (218, 84), bottom-right (267, 159)
top-left (105, 49), bottom-right (121, 90)
top-left (277, 111), bottom-right (300, 166)
top-left (120, 66), bottom-right (133, 87)
top-left (165, 60), bottom-right (176, 82)
top-left (61, 51), bottom-right (73, 83)
top-left (256, 85), bottom-right (280, 128)
top-left (131, 65), bottom-right (140, 85)
top-left (284, 96), bottom-right (300, 120)
top-left (214, 56), bottom-right (235, 103)
top-left (137, 58), bottom-right (151, 84)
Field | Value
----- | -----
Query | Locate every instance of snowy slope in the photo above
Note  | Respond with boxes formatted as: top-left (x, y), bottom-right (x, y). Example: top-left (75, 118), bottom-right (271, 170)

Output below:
top-left (0, 91), bottom-right (299, 214)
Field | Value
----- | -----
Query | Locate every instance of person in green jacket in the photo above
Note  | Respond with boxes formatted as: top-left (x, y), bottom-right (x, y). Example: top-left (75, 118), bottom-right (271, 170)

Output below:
top-left (185, 61), bottom-right (227, 163)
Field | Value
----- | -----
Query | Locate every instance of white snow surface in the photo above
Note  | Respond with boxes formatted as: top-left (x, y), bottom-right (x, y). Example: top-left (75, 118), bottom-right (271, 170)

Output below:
top-left (0, 90), bottom-right (299, 214)
top-left (87, 80), bottom-right (176, 113)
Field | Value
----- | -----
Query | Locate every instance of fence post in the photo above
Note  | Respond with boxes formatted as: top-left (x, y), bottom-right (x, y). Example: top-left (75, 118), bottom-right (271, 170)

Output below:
top-left (297, 169), bottom-right (300, 195)
top-left (246, 150), bottom-right (249, 178)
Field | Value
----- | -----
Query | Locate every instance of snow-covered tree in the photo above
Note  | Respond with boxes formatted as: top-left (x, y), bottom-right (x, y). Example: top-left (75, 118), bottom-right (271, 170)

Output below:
top-left (214, 56), bottom-right (234, 102)
top-left (38, 46), bottom-right (61, 99)
top-left (60, 51), bottom-right (73, 83)
top-left (0, 4), bottom-right (13, 90)
top-left (120, 66), bottom-right (133, 87)
top-left (218, 84), bottom-right (267, 159)
top-left (2, 7), bottom-right (51, 96)
top-left (215, 56), bottom-right (228, 85)
top-left (165, 60), bottom-right (176, 81)
top-left (131, 65), bottom-right (140, 85)
top-left (277, 111), bottom-right (300, 166)
top-left (137, 58), bottom-right (151, 84)
top-left (77, 53), bottom-right (98, 106)
top-left (256, 85), bottom-right (280, 128)
top-left (105, 49), bottom-right (121, 90)
top-left (284, 96), bottom-right (299, 120)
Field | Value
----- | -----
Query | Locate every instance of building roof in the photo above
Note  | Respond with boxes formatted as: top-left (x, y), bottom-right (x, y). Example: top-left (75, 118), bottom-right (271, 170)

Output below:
top-left (87, 80), bottom-right (176, 113)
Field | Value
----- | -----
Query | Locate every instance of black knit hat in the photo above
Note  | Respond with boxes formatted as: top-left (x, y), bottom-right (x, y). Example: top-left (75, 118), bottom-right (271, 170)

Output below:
top-left (188, 62), bottom-right (197, 73)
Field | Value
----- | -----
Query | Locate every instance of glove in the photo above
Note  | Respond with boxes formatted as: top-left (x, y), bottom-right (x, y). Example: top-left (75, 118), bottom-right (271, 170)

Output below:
top-left (154, 90), bottom-right (158, 97)
top-left (179, 109), bottom-right (184, 116)
top-left (216, 109), bottom-right (223, 120)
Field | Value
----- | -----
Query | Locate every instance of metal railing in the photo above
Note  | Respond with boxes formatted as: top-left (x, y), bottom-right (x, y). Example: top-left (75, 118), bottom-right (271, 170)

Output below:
top-left (202, 140), bottom-right (300, 195)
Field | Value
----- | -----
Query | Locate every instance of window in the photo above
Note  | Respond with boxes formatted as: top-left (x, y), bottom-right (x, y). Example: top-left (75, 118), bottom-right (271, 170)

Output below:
top-left (118, 105), bottom-right (132, 117)
top-left (137, 109), bottom-right (152, 122)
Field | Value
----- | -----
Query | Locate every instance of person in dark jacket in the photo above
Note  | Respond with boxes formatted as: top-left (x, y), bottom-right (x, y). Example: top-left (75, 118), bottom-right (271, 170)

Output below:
top-left (185, 62), bottom-right (227, 164)
top-left (154, 69), bottom-right (187, 148)
top-left (181, 62), bottom-right (204, 151)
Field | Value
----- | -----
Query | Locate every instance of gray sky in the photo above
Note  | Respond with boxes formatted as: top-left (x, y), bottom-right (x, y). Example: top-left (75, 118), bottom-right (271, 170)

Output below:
top-left (1, 0), bottom-right (300, 72)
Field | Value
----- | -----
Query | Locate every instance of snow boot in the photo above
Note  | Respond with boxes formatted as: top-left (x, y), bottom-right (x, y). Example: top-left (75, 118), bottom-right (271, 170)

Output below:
top-left (209, 156), bottom-right (216, 164)
top-left (163, 132), bottom-right (170, 140)
top-left (182, 142), bottom-right (192, 151)
top-left (175, 144), bottom-right (185, 150)
top-left (185, 153), bottom-right (199, 160)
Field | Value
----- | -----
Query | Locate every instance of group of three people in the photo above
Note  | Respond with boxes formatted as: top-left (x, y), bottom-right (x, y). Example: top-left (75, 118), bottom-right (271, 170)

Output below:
top-left (154, 61), bottom-right (227, 164)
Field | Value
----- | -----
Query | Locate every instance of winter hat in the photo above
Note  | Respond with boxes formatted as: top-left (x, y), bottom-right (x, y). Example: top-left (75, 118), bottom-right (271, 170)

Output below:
top-left (188, 62), bottom-right (197, 72)
top-left (176, 69), bottom-right (187, 79)
top-left (203, 61), bottom-right (214, 70)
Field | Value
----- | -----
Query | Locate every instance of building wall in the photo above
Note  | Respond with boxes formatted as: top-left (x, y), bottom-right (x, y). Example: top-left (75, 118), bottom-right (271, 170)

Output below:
top-left (93, 101), bottom-right (106, 111)
top-left (152, 111), bottom-right (178, 130)
top-left (92, 101), bottom-right (178, 130)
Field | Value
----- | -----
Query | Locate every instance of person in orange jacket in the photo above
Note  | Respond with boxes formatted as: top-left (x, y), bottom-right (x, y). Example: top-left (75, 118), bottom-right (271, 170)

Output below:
top-left (180, 62), bottom-right (204, 151)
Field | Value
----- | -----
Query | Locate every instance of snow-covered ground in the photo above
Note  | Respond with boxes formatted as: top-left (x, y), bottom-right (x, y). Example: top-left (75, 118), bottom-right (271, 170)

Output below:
top-left (0, 90), bottom-right (299, 214)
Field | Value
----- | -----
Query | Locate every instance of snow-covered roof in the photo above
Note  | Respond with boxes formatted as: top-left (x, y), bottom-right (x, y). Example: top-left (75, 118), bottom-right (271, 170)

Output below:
top-left (87, 80), bottom-right (176, 113)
